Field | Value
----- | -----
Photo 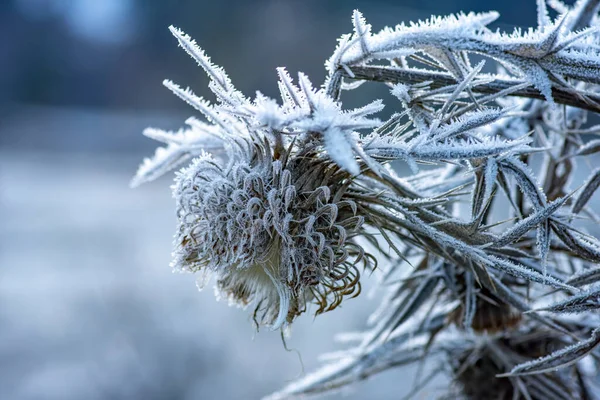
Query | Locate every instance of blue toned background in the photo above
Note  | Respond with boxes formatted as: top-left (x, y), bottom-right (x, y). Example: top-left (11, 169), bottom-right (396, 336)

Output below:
top-left (0, 1), bottom-right (536, 399)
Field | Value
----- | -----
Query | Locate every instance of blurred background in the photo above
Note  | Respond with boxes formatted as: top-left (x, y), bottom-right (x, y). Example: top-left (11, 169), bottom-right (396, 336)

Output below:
top-left (0, 1), bottom-right (540, 399)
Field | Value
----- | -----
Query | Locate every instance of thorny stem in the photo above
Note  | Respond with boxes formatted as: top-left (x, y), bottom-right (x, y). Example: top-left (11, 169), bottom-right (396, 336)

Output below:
top-left (341, 66), bottom-right (600, 113)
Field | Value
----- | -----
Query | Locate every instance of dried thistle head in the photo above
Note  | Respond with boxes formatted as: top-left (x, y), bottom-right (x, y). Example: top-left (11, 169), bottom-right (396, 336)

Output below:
top-left (128, 24), bottom-right (391, 329)
top-left (171, 129), bottom-right (377, 328)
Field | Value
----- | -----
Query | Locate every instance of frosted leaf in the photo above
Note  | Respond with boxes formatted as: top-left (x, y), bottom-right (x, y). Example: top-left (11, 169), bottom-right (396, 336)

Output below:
top-left (276, 67), bottom-right (303, 108)
top-left (550, 27), bottom-right (600, 54)
top-left (533, 288), bottom-right (600, 313)
top-left (438, 60), bottom-right (486, 116)
top-left (251, 91), bottom-right (290, 131)
top-left (482, 158), bottom-right (498, 211)
top-left (571, 168), bottom-right (600, 214)
top-left (325, 33), bottom-right (354, 75)
top-left (163, 80), bottom-right (238, 137)
top-left (568, 266), bottom-right (600, 286)
top-left (366, 136), bottom-right (532, 162)
top-left (348, 136), bottom-right (384, 176)
top-left (537, 0), bottom-right (552, 28)
top-left (499, 157), bottom-right (547, 209)
top-left (553, 221), bottom-right (600, 263)
top-left (348, 98), bottom-right (385, 118)
top-left (427, 108), bottom-right (513, 143)
top-left (504, 328), bottom-right (600, 376)
top-left (130, 117), bottom-right (226, 187)
top-left (390, 83), bottom-right (412, 103)
top-left (491, 195), bottom-right (570, 248)
top-left (538, 48), bottom-right (600, 85)
top-left (131, 144), bottom-right (193, 188)
top-left (168, 26), bottom-right (247, 107)
top-left (481, 255), bottom-right (573, 290)
top-left (537, 218), bottom-right (551, 275)
top-left (515, 60), bottom-right (555, 105)
top-left (323, 128), bottom-right (360, 174)
top-left (527, 12), bottom-right (567, 56)
top-left (265, 331), bottom-right (456, 399)
top-left (548, 0), bottom-right (569, 14)
top-left (352, 10), bottom-right (372, 59)
top-left (463, 270), bottom-right (476, 329)
top-left (566, 0), bottom-right (600, 30)
top-left (169, 26), bottom-right (229, 88)
top-left (367, 270), bottom-right (440, 343)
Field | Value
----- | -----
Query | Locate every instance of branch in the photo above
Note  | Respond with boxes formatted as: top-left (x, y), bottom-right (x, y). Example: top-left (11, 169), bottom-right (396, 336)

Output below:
top-left (342, 66), bottom-right (600, 113)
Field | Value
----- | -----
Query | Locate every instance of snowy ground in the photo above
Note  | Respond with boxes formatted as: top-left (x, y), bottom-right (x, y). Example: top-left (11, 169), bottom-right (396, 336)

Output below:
top-left (0, 150), bottom-right (421, 400)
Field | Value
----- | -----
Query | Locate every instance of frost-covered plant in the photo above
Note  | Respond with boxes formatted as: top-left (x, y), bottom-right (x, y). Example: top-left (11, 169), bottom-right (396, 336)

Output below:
top-left (133, 1), bottom-right (600, 398)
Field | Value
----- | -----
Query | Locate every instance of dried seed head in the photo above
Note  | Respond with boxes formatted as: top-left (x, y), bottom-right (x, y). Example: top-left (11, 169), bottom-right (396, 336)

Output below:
top-left (172, 139), bottom-right (371, 329)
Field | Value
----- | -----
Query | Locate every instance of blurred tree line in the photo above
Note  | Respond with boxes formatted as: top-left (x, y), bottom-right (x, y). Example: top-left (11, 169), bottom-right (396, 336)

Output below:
top-left (0, 0), bottom-right (535, 111)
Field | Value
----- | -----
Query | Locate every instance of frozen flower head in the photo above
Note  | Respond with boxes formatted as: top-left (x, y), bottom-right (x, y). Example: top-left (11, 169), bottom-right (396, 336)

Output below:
top-left (129, 27), bottom-right (385, 329)
top-left (172, 137), bottom-right (371, 329)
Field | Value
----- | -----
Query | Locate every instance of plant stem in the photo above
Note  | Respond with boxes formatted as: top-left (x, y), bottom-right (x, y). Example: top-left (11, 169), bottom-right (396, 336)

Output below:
top-left (342, 66), bottom-right (600, 113)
